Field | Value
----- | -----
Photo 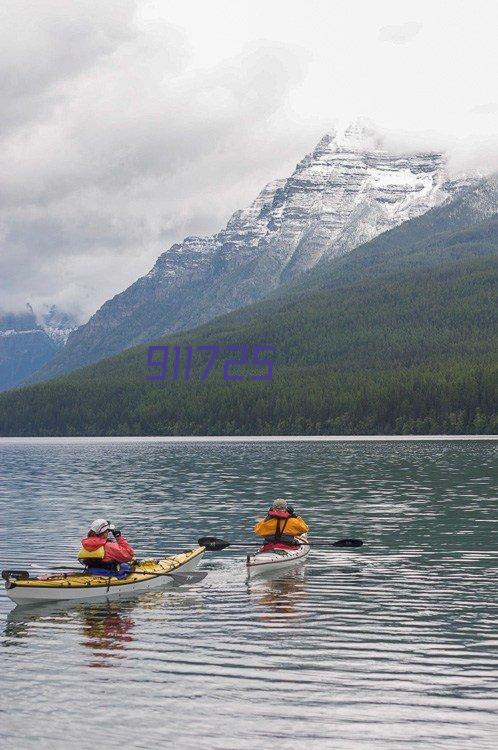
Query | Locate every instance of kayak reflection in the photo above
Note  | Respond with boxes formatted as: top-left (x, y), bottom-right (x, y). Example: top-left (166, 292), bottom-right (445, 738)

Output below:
top-left (246, 567), bottom-right (308, 622)
top-left (3, 590), bottom-right (205, 666)
top-left (4, 597), bottom-right (142, 664)
top-left (80, 600), bottom-right (135, 666)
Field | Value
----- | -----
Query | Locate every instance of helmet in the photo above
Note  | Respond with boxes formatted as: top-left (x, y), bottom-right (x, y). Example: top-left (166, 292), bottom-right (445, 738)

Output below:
top-left (272, 499), bottom-right (288, 511)
top-left (89, 518), bottom-right (110, 534)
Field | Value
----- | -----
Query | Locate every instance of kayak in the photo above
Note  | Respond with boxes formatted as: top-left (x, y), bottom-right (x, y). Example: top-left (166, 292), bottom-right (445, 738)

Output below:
top-left (246, 535), bottom-right (310, 576)
top-left (3, 545), bottom-right (205, 605)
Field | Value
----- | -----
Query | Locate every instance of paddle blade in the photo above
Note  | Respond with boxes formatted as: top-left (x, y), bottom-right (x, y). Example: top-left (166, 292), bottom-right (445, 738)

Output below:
top-left (332, 539), bottom-right (363, 548)
top-left (167, 571), bottom-right (208, 585)
top-left (2, 569), bottom-right (30, 580)
top-left (198, 536), bottom-right (231, 551)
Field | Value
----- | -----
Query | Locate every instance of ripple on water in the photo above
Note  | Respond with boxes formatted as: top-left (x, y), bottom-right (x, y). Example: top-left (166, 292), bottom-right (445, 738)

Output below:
top-left (1, 439), bottom-right (497, 749)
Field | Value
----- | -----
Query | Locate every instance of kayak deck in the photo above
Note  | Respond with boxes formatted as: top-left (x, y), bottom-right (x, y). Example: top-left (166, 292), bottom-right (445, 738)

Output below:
top-left (247, 536), bottom-right (310, 575)
top-left (4, 546), bottom-right (205, 605)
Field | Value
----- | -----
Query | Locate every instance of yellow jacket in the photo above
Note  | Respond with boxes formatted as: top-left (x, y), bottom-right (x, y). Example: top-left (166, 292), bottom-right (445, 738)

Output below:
top-left (254, 515), bottom-right (309, 538)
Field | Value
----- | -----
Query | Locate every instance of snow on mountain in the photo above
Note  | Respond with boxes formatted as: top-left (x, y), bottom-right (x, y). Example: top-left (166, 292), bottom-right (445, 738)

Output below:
top-left (0, 304), bottom-right (77, 344)
top-left (149, 126), bottom-right (464, 286)
top-left (28, 124), bottom-right (480, 382)
top-left (40, 304), bottom-right (79, 345)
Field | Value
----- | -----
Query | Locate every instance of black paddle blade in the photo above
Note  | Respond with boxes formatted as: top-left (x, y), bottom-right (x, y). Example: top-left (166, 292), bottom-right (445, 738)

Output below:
top-left (332, 539), bottom-right (363, 548)
top-left (198, 536), bottom-right (231, 551)
top-left (2, 569), bottom-right (30, 580)
top-left (167, 571), bottom-right (208, 585)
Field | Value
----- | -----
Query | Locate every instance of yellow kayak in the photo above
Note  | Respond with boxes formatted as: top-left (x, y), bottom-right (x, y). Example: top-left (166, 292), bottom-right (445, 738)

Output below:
top-left (3, 546), bottom-right (205, 605)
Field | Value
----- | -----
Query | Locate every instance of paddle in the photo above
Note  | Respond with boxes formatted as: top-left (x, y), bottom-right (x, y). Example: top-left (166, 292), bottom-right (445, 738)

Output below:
top-left (331, 539), bottom-right (363, 548)
top-left (197, 536), bottom-right (363, 550)
top-left (1, 569), bottom-right (29, 580)
top-left (2, 538), bottom-right (362, 581)
top-left (133, 570), bottom-right (207, 585)
top-left (198, 537), bottom-right (232, 551)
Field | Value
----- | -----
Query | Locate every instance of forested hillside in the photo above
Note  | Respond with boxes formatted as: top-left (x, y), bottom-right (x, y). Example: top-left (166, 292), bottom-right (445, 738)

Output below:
top-left (1, 209), bottom-right (497, 436)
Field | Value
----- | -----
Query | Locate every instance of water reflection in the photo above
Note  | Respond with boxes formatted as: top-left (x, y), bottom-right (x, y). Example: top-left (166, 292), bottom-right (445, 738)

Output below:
top-left (3, 589), bottom-right (208, 669)
top-left (5, 599), bottom-right (138, 662)
top-left (80, 601), bottom-right (135, 666)
top-left (247, 566), bottom-right (308, 622)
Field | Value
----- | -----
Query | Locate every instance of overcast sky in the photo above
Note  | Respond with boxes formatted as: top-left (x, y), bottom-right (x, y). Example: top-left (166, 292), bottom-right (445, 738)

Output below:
top-left (1, 0), bottom-right (497, 320)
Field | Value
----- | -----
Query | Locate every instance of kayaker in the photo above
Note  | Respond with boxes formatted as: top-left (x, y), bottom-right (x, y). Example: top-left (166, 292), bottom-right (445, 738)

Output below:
top-left (254, 499), bottom-right (309, 548)
top-left (78, 518), bottom-right (135, 575)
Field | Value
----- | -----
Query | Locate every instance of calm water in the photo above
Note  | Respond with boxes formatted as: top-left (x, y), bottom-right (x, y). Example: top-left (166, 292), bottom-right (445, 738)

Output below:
top-left (0, 438), bottom-right (497, 749)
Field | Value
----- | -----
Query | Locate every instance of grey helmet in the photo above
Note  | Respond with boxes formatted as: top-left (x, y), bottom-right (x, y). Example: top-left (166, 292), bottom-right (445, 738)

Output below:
top-left (272, 499), bottom-right (288, 511)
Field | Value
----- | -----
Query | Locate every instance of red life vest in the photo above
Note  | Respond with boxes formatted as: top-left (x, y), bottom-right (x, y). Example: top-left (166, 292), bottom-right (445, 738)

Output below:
top-left (267, 509), bottom-right (291, 519)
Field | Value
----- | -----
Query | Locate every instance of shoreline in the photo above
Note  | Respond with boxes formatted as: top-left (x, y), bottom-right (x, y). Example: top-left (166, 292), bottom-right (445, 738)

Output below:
top-left (0, 434), bottom-right (496, 444)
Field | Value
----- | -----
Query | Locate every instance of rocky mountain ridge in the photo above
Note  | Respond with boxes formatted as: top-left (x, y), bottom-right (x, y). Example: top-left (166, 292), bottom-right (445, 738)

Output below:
top-left (27, 124), bottom-right (477, 382)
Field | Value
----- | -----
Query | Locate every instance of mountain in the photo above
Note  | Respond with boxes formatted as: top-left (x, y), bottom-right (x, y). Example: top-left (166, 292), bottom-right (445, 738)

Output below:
top-left (40, 304), bottom-right (77, 345)
top-left (212, 171), bottom-right (498, 323)
top-left (0, 304), bottom-right (77, 391)
top-left (2, 176), bottom-right (496, 436)
top-left (28, 123), bottom-right (475, 384)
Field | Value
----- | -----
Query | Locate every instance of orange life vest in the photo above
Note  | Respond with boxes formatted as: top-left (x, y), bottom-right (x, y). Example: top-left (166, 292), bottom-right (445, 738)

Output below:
top-left (254, 509), bottom-right (309, 539)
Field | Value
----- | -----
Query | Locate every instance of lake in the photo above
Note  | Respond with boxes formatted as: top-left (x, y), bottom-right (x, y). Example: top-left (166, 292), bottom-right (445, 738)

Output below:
top-left (1, 437), bottom-right (497, 749)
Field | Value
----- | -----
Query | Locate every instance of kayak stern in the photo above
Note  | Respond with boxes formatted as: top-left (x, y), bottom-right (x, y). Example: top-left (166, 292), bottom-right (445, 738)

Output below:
top-left (247, 536), bottom-right (310, 576)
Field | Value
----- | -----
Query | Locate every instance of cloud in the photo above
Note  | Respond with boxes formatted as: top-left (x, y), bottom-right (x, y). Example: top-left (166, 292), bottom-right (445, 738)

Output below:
top-left (1, 1), bottom-right (497, 320)
top-left (470, 102), bottom-right (498, 115)
top-left (0, 0), bottom-right (137, 137)
top-left (379, 21), bottom-right (422, 44)
top-left (0, 2), bottom-right (307, 318)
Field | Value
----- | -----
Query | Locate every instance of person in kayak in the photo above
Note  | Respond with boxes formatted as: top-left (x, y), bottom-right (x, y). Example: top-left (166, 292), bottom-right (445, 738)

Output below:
top-left (78, 518), bottom-right (135, 576)
top-left (254, 499), bottom-right (309, 549)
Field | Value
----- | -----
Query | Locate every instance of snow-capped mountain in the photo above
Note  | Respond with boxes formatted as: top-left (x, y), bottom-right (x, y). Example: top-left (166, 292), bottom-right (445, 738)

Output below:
top-left (40, 304), bottom-right (78, 345)
top-left (0, 304), bottom-right (77, 391)
top-left (28, 124), bottom-right (478, 382)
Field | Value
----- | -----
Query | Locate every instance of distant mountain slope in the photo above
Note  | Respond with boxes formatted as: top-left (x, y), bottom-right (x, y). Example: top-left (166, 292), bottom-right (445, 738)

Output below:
top-left (29, 123), bottom-right (474, 384)
top-left (2, 204), bottom-right (496, 436)
top-left (0, 304), bottom-right (77, 391)
top-left (215, 173), bottom-right (498, 326)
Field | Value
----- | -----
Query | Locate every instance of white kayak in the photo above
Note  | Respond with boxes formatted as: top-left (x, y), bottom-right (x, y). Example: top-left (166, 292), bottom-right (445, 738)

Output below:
top-left (246, 535), bottom-right (310, 576)
top-left (3, 546), bottom-right (205, 605)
